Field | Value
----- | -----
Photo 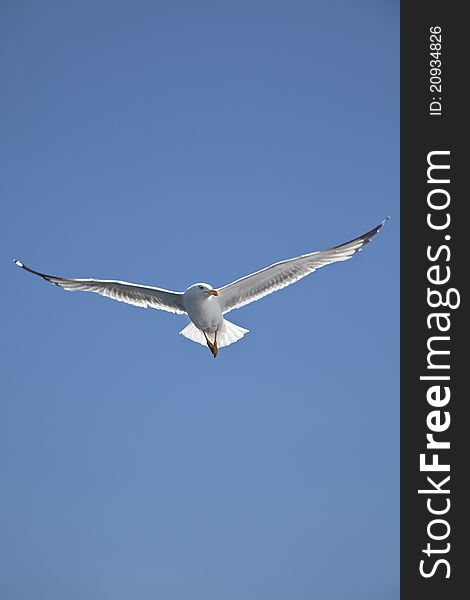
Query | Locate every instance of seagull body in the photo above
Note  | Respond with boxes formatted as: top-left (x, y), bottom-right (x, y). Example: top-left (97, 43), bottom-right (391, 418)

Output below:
top-left (15, 220), bottom-right (386, 357)
top-left (184, 284), bottom-right (223, 333)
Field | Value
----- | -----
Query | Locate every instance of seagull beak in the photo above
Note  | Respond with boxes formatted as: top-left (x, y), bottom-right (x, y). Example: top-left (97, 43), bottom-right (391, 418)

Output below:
top-left (208, 289), bottom-right (219, 296)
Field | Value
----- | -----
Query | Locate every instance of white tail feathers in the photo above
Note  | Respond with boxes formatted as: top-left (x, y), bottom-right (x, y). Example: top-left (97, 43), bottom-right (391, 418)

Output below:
top-left (180, 319), bottom-right (249, 349)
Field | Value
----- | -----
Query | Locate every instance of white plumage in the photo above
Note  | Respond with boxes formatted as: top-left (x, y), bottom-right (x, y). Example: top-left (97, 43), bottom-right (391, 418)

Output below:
top-left (14, 219), bottom-right (387, 357)
top-left (180, 320), bottom-right (249, 348)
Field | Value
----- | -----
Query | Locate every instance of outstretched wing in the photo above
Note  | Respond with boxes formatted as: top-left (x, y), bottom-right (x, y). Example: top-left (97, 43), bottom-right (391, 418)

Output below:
top-left (15, 260), bottom-right (186, 314)
top-left (218, 219), bottom-right (387, 314)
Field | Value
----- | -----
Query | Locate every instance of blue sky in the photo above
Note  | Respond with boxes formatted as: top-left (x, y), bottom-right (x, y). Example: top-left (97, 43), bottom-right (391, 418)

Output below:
top-left (1, 1), bottom-right (399, 599)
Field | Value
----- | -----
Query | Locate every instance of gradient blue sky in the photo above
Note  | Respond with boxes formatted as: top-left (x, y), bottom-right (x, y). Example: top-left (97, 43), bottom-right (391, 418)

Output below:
top-left (1, 2), bottom-right (399, 599)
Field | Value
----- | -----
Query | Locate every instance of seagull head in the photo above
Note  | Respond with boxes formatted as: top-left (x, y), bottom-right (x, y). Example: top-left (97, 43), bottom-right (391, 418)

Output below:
top-left (185, 283), bottom-right (219, 300)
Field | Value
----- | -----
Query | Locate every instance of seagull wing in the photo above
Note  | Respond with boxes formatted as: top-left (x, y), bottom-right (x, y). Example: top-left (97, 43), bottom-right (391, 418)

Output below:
top-left (218, 220), bottom-right (387, 314)
top-left (15, 261), bottom-right (186, 314)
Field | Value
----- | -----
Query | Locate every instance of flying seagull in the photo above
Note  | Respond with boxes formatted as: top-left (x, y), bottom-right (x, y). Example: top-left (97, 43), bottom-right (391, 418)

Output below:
top-left (14, 220), bottom-right (387, 357)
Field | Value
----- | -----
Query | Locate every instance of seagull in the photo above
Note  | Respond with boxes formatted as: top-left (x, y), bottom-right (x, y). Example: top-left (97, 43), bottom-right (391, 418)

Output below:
top-left (14, 219), bottom-right (387, 357)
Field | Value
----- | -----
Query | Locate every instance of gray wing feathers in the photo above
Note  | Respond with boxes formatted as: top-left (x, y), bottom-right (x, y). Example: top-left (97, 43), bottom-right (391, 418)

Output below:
top-left (218, 220), bottom-right (386, 314)
top-left (15, 261), bottom-right (186, 314)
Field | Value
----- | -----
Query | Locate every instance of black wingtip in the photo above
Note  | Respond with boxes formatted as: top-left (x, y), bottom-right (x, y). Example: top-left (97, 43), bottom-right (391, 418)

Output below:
top-left (332, 218), bottom-right (388, 253)
top-left (13, 259), bottom-right (53, 281)
top-left (366, 217), bottom-right (389, 238)
top-left (373, 216), bottom-right (390, 236)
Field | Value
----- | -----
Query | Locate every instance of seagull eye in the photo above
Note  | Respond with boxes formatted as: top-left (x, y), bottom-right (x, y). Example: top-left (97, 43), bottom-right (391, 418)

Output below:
top-left (199, 286), bottom-right (204, 290)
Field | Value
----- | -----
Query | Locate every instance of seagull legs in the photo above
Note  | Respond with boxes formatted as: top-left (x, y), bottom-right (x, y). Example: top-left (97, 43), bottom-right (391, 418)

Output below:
top-left (203, 330), bottom-right (218, 358)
